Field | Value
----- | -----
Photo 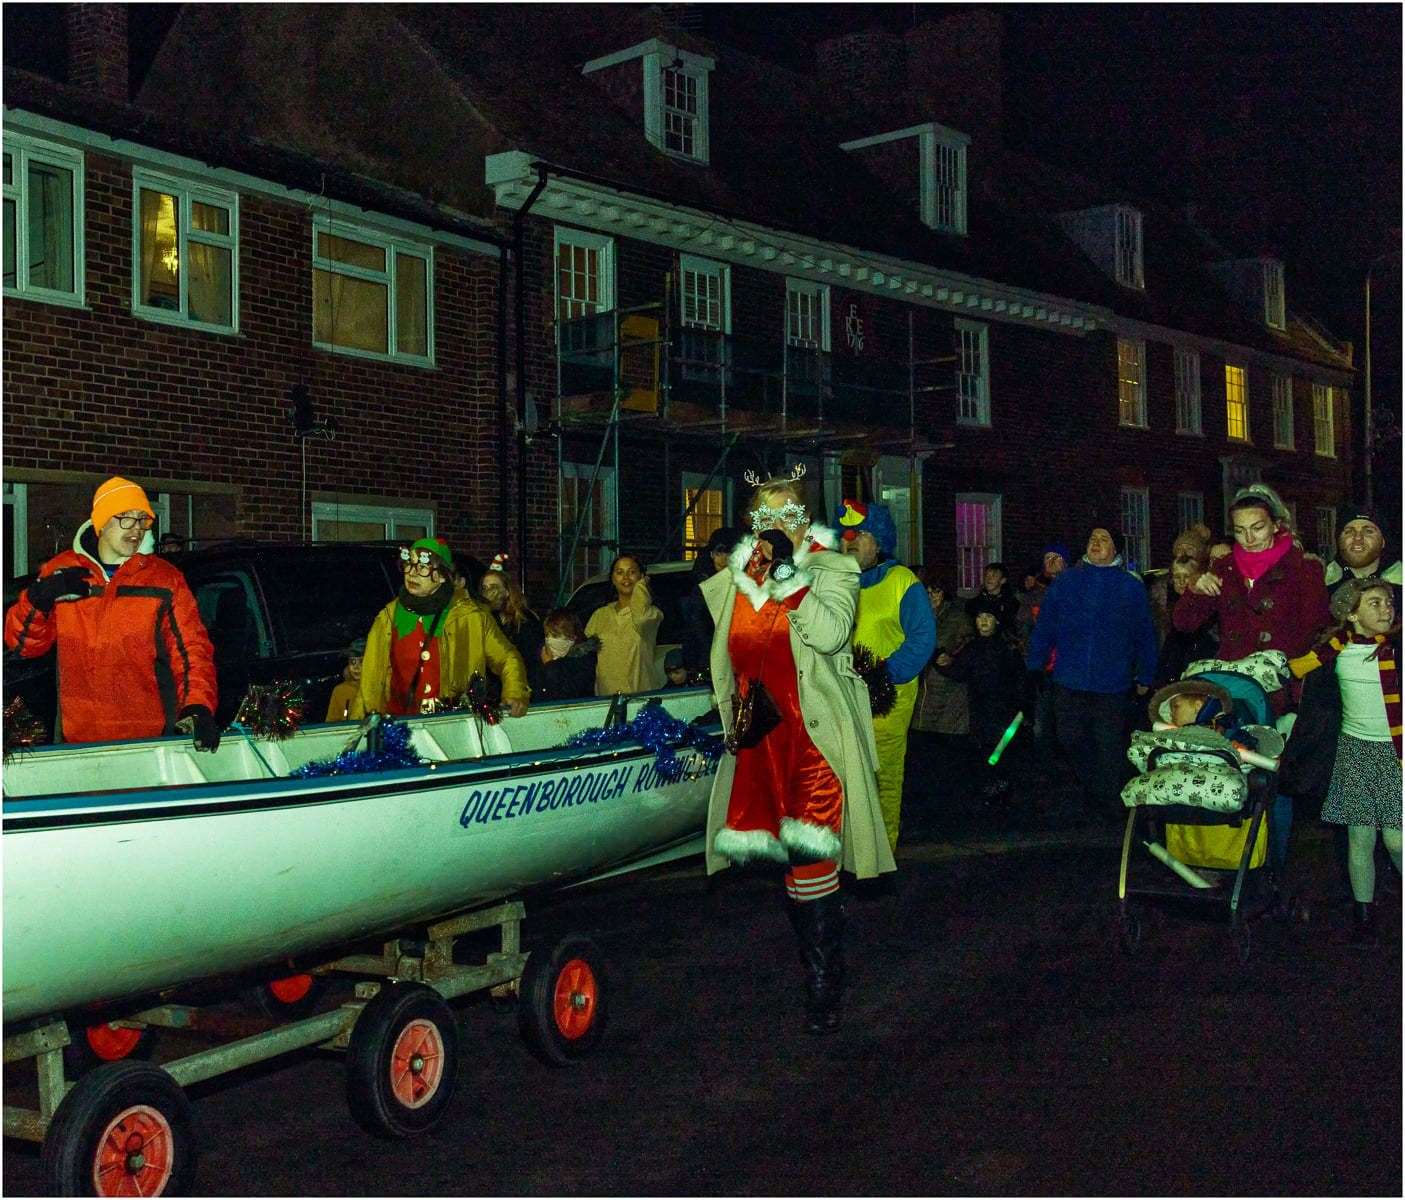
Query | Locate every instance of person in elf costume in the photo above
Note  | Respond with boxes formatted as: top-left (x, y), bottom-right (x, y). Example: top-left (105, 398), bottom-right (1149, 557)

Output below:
top-left (357, 537), bottom-right (530, 719)
top-left (700, 468), bottom-right (894, 1036)
top-left (835, 498), bottom-right (936, 851)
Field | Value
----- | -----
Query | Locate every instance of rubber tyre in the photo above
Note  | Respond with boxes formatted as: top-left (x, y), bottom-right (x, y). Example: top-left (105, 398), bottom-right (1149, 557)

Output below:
top-left (345, 983), bottom-right (459, 1139)
top-left (1118, 905), bottom-right (1142, 955)
top-left (517, 935), bottom-right (608, 1067)
top-left (63, 1021), bottom-right (157, 1081)
top-left (41, 1061), bottom-right (197, 1197)
top-left (246, 972), bottom-right (325, 1020)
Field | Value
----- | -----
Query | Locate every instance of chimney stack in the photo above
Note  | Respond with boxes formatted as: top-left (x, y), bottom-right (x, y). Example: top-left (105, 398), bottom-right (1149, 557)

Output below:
top-left (904, 9), bottom-right (1004, 148)
top-left (65, 4), bottom-right (129, 104)
top-left (813, 28), bottom-right (907, 129)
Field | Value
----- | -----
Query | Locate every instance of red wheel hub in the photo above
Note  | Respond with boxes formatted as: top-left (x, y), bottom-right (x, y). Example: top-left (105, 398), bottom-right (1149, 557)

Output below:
top-left (551, 958), bottom-right (598, 1040)
top-left (85, 1023), bottom-right (144, 1062)
top-left (92, 1104), bottom-right (173, 1196)
top-left (389, 1019), bottom-right (444, 1109)
top-left (267, 973), bottom-right (314, 1005)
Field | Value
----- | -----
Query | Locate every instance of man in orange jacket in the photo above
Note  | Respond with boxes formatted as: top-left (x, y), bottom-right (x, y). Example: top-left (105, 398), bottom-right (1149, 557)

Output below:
top-left (4, 476), bottom-right (219, 747)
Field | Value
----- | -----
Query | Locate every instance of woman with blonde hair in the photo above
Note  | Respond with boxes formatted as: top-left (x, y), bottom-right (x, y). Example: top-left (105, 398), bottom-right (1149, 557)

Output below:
top-left (479, 553), bottom-right (544, 666)
top-left (698, 467), bottom-right (894, 1035)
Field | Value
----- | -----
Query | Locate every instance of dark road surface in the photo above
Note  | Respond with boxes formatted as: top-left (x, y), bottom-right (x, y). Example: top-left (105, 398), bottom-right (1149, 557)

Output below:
top-left (4, 825), bottom-right (1401, 1196)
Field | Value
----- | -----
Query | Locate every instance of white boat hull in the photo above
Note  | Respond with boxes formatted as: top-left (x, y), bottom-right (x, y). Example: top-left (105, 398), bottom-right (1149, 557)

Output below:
top-left (3, 692), bottom-right (718, 1023)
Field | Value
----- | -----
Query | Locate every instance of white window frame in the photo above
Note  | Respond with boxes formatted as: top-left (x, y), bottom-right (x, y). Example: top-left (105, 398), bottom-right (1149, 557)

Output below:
top-left (1176, 491), bottom-right (1204, 537)
top-left (641, 47), bottom-right (712, 165)
top-left (1174, 347), bottom-right (1202, 434)
top-left (1315, 506), bottom-right (1337, 559)
top-left (310, 501), bottom-right (434, 541)
top-left (1271, 374), bottom-right (1294, 450)
top-left (553, 226), bottom-right (615, 326)
top-left (1114, 206), bottom-right (1144, 290)
top-left (955, 492), bottom-right (1002, 595)
top-left (1120, 487), bottom-right (1151, 574)
top-left (1225, 363), bottom-right (1250, 442)
top-left (1263, 260), bottom-right (1286, 330)
top-left (131, 167), bottom-right (239, 333)
top-left (877, 455), bottom-right (921, 565)
top-left (921, 124), bottom-right (970, 235)
top-left (785, 278), bottom-right (830, 351)
top-left (560, 461), bottom-right (619, 589)
top-left (680, 470), bottom-right (732, 559)
top-left (3, 480), bottom-right (28, 577)
top-left (1311, 382), bottom-right (1336, 458)
top-left (1117, 337), bottom-right (1147, 427)
top-left (955, 318), bottom-right (990, 426)
top-left (3, 132), bottom-right (85, 308)
top-left (678, 254), bottom-right (730, 332)
top-left (311, 216), bottom-right (434, 366)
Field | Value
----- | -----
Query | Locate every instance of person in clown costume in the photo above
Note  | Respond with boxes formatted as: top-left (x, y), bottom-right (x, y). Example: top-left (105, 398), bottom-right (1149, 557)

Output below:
top-left (835, 498), bottom-right (936, 851)
top-left (357, 537), bottom-right (531, 719)
top-left (700, 469), bottom-right (895, 1035)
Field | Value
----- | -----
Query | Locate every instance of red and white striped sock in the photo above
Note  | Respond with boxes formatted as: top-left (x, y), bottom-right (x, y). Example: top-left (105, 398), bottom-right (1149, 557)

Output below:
top-left (784, 859), bottom-right (839, 903)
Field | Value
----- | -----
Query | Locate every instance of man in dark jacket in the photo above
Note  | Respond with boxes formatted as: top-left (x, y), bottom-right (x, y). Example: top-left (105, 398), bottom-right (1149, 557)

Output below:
top-left (680, 526), bottom-right (741, 675)
top-left (1026, 526), bottom-right (1159, 819)
top-left (1324, 502), bottom-right (1402, 605)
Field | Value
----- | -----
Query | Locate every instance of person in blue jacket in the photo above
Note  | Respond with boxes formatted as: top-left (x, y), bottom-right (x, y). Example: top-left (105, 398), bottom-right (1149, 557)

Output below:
top-left (836, 499), bottom-right (937, 850)
top-left (1025, 525), bottom-right (1159, 820)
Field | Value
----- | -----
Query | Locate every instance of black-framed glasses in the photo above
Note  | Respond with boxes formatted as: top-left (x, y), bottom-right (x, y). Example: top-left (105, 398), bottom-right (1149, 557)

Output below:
top-left (113, 514), bottom-right (156, 531)
top-left (400, 547), bottom-right (443, 577)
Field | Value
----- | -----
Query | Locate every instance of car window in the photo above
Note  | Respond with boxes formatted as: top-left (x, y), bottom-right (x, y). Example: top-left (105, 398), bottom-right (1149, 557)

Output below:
top-left (257, 552), bottom-right (397, 656)
top-left (194, 572), bottom-right (270, 660)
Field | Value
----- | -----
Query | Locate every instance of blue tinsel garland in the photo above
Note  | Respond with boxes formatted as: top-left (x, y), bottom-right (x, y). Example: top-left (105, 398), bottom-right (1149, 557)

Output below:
top-left (290, 720), bottom-right (421, 778)
top-left (563, 699), bottom-right (724, 782)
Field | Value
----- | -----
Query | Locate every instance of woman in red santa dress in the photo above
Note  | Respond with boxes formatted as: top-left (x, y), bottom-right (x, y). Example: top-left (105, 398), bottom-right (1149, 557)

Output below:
top-left (698, 468), bottom-right (895, 1035)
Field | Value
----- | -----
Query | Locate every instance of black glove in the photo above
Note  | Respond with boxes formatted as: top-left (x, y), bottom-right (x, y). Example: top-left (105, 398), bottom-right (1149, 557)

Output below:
top-left (27, 567), bottom-right (94, 614)
top-left (758, 530), bottom-right (794, 579)
top-left (177, 704), bottom-right (222, 752)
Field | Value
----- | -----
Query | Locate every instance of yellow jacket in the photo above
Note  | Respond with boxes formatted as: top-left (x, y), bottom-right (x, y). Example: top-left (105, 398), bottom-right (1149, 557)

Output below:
top-left (356, 595), bottom-right (530, 717)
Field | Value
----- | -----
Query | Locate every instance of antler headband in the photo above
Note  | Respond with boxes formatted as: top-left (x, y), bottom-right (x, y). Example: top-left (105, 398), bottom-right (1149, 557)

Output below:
top-left (742, 463), bottom-right (807, 488)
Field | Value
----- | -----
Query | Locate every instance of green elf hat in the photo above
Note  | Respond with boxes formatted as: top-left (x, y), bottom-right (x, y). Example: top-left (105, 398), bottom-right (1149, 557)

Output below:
top-left (403, 536), bottom-right (454, 574)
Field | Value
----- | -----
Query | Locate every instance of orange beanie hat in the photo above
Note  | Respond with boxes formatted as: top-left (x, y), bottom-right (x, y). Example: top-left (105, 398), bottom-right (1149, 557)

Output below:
top-left (91, 477), bottom-right (154, 531)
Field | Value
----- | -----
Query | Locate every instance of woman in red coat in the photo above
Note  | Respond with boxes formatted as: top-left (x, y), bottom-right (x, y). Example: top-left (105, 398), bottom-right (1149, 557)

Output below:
top-left (1172, 483), bottom-right (1330, 883)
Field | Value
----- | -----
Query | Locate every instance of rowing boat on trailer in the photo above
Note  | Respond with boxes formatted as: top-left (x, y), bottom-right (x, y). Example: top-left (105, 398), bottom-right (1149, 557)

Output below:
top-left (3, 689), bottom-right (718, 1023)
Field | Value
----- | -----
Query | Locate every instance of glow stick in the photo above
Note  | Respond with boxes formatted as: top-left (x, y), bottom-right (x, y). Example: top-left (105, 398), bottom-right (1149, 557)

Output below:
top-left (1143, 840), bottom-right (1217, 889)
top-left (986, 711), bottom-right (1024, 766)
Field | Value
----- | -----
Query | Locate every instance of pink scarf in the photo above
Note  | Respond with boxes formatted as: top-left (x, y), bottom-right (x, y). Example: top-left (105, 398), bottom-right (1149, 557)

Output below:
top-left (1232, 530), bottom-right (1292, 584)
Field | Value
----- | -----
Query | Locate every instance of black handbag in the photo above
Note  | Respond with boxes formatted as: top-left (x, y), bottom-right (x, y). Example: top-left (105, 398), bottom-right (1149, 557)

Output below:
top-left (725, 678), bottom-right (782, 754)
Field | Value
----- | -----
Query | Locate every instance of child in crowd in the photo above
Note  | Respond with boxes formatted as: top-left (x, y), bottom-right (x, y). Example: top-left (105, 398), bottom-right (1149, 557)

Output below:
top-left (324, 638), bottom-right (366, 722)
top-left (526, 609), bottom-right (599, 702)
top-left (664, 647), bottom-right (690, 687)
top-left (1287, 577), bottom-right (1402, 945)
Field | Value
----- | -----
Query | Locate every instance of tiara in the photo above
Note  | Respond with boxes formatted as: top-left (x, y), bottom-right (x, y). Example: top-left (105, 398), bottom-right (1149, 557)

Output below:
top-left (743, 463), bottom-right (807, 487)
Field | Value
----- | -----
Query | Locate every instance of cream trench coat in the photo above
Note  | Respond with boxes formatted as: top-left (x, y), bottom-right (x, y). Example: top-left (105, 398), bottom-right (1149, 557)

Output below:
top-left (699, 525), bottom-right (896, 879)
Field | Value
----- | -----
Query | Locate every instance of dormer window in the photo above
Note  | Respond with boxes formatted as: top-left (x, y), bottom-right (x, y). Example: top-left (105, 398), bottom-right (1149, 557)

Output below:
top-left (1056, 204), bottom-right (1144, 290)
top-left (1263, 259), bottom-right (1285, 330)
top-left (840, 122), bottom-right (969, 235)
top-left (582, 40), bottom-right (715, 166)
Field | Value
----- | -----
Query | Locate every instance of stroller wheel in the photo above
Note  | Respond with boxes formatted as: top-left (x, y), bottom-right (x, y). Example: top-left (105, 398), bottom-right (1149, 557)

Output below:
top-left (1118, 905), bottom-right (1142, 955)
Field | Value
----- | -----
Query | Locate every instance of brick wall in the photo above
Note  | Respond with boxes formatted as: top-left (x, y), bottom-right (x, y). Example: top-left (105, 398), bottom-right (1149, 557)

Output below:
top-left (3, 149), bottom-right (507, 566)
top-left (64, 4), bottom-right (128, 103)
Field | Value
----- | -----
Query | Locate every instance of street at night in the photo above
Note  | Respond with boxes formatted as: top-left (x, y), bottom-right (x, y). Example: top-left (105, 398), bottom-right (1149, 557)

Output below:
top-left (4, 820), bottom-right (1399, 1196)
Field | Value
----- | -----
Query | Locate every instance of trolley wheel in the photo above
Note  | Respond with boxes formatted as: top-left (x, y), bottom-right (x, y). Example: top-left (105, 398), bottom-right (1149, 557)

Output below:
top-left (41, 1061), bottom-right (197, 1197)
top-left (345, 982), bottom-right (459, 1139)
top-left (517, 935), bottom-right (608, 1066)
top-left (245, 972), bottom-right (324, 1020)
top-left (63, 1021), bottom-right (157, 1080)
top-left (1118, 905), bottom-right (1142, 955)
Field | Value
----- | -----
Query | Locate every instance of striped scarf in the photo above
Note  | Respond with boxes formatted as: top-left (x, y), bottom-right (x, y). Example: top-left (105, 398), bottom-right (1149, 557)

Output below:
top-left (1290, 630), bottom-right (1402, 759)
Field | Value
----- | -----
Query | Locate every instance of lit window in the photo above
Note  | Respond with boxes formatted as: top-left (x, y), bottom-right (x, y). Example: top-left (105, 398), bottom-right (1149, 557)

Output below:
top-left (1117, 338), bottom-right (1146, 426)
top-left (682, 474), bottom-right (726, 560)
top-left (3, 134), bottom-right (83, 306)
top-left (1120, 487), bottom-right (1150, 573)
top-left (1174, 348), bottom-right (1201, 433)
top-left (312, 218), bottom-right (432, 364)
top-left (785, 279), bottom-right (829, 350)
top-left (1177, 492), bottom-right (1204, 534)
top-left (1115, 207), bottom-right (1144, 289)
top-left (1225, 364), bottom-right (1249, 441)
top-left (955, 493), bottom-right (1001, 593)
top-left (1312, 383), bottom-right (1336, 457)
top-left (1263, 260), bottom-right (1285, 330)
top-left (1272, 374), bottom-right (1294, 449)
top-left (133, 170), bottom-right (237, 330)
top-left (955, 319), bottom-right (989, 426)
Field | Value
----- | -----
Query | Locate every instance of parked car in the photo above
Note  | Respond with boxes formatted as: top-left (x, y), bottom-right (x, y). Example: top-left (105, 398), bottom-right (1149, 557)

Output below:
top-left (565, 560), bottom-right (697, 682)
top-left (3, 542), bottom-right (487, 739)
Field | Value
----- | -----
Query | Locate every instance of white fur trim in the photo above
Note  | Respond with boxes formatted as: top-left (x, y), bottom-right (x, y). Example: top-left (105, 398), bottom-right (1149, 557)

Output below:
top-left (714, 826), bottom-right (789, 865)
top-left (728, 524), bottom-right (840, 612)
top-left (778, 816), bottom-right (843, 861)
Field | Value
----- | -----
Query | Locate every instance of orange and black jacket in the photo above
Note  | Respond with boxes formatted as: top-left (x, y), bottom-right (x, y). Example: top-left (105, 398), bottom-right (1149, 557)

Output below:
top-left (4, 523), bottom-right (217, 743)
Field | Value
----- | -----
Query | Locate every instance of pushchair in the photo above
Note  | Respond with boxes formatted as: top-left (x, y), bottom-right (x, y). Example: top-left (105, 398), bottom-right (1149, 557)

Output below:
top-left (1116, 653), bottom-right (1292, 962)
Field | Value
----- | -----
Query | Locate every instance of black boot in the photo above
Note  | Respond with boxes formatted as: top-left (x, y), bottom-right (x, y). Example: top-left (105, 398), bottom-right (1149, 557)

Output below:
top-left (1352, 901), bottom-right (1378, 947)
top-left (791, 891), bottom-right (845, 1036)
